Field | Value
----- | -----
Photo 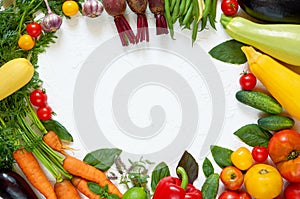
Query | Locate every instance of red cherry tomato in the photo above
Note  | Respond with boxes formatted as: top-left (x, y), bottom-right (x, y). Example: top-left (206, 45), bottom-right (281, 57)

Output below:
top-left (26, 22), bottom-right (42, 38)
top-left (36, 105), bottom-right (52, 120)
top-left (30, 89), bottom-right (48, 107)
top-left (239, 72), bottom-right (257, 90)
top-left (221, 0), bottom-right (239, 16)
top-left (284, 183), bottom-right (300, 199)
top-left (220, 166), bottom-right (244, 190)
top-left (219, 190), bottom-right (251, 199)
top-left (252, 146), bottom-right (269, 163)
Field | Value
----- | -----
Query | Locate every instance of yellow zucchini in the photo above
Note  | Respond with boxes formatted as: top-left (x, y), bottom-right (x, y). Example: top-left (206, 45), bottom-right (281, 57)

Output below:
top-left (0, 58), bottom-right (34, 101)
top-left (242, 46), bottom-right (300, 121)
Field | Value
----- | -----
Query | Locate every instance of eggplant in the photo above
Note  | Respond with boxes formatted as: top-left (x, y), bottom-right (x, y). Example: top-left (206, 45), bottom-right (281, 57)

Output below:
top-left (238, 0), bottom-right (300, 24)
top-left (0, 169), bottom-right (38, 199)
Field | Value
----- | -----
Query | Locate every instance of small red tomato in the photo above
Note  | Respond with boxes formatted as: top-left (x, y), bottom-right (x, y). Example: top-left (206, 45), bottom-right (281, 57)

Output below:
top-left (30, 89), bottom-right (48, 107)
top-left (284, 183), bottom-right (300, 199)
top-left (36, 105), bottom-right (52, 120)
top-left (26, 22), bottom-right (42, 38)
top-left (221, 0), bottom-right (239, 16)
top-left (252, 146), bottom-right (269, 163)
top-left (220, 166), bottom-right (244, 190)
top-left (239, 72), bottom-right (257, 90)
top-left (219, 190), bottom-right (251, 199)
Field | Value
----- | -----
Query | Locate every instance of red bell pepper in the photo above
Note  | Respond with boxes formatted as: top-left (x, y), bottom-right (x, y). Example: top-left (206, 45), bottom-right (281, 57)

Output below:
top-left (152, 166), bottom-right (202, 199)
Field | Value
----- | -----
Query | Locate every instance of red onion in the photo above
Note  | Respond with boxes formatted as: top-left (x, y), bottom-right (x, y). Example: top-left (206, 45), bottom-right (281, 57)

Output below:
top-left (82, 0), bottom-right (104, 18)
top-left (41, 0), bottom-right (62, 32)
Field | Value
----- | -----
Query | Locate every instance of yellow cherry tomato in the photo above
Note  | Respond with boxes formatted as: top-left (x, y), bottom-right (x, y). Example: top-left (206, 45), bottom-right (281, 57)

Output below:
top-left (231, 147), bottom-right (253, 170)
top-left (62, 0), bottom-right (79, 17)
top-left (244, 164), bottom-right (283, 199)
top-left (18, 34), bottom-right (35, 50)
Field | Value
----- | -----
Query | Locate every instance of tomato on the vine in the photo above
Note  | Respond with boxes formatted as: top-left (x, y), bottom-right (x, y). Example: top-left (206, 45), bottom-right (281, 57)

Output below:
top-left (221, 0), bottom-right (239, 16)
top-left (219, 190), bottom-right (251, 199)
top-left (252, 146), bottom-right (269, 163)
top-left (36, 105), bottom-right (52, 120)
top-left (284, 183), bottom-right (300, 199)
top-left (18, 34), bottom-right (35, 50)
top-left (239, 72), bottom-right (257, 90)
top-left (30, 89), bottom-right (48, 107)
top-left (26, 22), bottom-right (42, 38)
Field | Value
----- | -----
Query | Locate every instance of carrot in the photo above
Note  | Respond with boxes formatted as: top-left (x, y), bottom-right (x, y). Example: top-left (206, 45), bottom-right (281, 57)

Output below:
top-left (13, 149), bottom-right (57, 199)
top-left (43, 131), bottom-right (72, 155)
top-left (54, 179), bottom-right (81, 199)
top-left (63, 155), bottom-right (123, 198)
top-left (72, 176), bottom-right (100, 199)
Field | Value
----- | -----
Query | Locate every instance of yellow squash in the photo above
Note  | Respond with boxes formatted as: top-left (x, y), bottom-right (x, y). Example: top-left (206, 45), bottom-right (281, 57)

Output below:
top-left (242, 46), bottom-right (300, 121)
top-left (0, 58), bottom-right (34, 101)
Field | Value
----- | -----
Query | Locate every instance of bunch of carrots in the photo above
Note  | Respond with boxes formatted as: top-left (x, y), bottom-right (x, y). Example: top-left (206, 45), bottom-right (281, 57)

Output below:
top-left (11, 95), bottom-right (123, 199)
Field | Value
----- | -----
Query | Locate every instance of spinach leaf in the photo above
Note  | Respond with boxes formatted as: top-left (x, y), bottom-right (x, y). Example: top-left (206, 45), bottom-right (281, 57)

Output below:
top-left (151, 162), bottom-right (170, 191)
top-left (42, 119), bottom-right (73, 142)
top-left (210, 145), bottom-right (233, 169)
top-left (209, 39), bottom-right (247, 64)
top-left (202, 157), bottom-right (214, 178)
top-left (177, 151), bottom-right (199, 184)
top-left (234, 124), bottom-right (272, 147)
top-left (84, 148), bottom-right (122, 171)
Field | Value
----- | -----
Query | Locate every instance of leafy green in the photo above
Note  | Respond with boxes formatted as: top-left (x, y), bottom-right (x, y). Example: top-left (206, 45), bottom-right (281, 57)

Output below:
top-left (42, 119), bottom-right (73, 142)
top-left (151, 162), bottom-right (170, 191)
top-left (84, 148), bottom-right (122, 171)
top-left (201, 173), bottom-right (219, 199)
top-left (210, 145), bottom-right (233, 169)
top-left (209, 39), bottom-right (247, 64)
top-left (202, 157), bottom-right (214, 178)
top-left (234, 124), bottom-right (273, 147)
top-left (87, 182), bottom-right (119, 199)
top-left (177, 151), bottom-right (199, 184)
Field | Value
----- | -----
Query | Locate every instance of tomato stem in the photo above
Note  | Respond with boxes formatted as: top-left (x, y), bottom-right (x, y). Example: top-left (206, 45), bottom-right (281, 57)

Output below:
top-left (259, 169), bottom-right (269, 175)
top-left (287, 150), bottom-right (300, 160)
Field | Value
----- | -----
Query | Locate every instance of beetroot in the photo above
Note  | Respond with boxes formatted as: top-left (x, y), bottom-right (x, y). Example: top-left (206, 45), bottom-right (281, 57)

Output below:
top-left (102, 0), bottom-right (136, 46)
top-left (126, 0), bottom-right (149, 42)
top-left (149, 0), bottom-right (168, 35)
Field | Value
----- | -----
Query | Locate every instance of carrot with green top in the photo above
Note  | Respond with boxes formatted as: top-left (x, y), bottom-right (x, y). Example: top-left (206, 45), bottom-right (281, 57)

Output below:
top-left (72, 177), bottom-right (101, 199)
top-left (54, 179), bottom-right (81, 199)
top-left (63, 155), bottom-right (123, 198)
top-left (43, 131), bottom-right (73, 155)
top-left (13, 148), bottom-right (57, 199)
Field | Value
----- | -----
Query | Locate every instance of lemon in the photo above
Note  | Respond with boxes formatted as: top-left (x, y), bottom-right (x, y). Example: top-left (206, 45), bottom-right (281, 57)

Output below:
top-left (122, 187), bottom-right (147, 199)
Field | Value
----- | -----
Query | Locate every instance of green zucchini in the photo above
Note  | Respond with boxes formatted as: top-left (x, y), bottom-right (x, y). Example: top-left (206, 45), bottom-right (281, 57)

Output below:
top-left (236, 90), bottom-right (282, 114)
top-left (258, 115), bottom-right (295, 131)
top-left (220, 14), bottom-right (300, 66)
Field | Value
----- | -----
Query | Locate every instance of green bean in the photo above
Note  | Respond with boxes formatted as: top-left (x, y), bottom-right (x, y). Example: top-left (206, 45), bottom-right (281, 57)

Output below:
top-left (165, 0), bottom-right (175, 38)
top-left (170, 0), bottom-right (177, 13)
top-left (183, 0), bottom-right (192, 15)
top-left (179, 0), bottom-right (187, 16)
top-left (202, 0), bottom-right (212, 19)
top-left (182, 3), bottom-right (194, 25)
top-left (201, 15), bottom-right (208, 31)
top-left (208, 0), bottom-right (218, 30)
top-left (171, 0), bottom-right (181, 23)
top-left (192, 19), bottom-right (199, 44)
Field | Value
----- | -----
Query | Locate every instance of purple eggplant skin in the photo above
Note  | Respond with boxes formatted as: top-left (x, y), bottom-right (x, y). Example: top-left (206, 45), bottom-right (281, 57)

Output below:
top-left (0, 169), bottom-right (38, 199)
top-left (238, 0), bottom-right (300, 24)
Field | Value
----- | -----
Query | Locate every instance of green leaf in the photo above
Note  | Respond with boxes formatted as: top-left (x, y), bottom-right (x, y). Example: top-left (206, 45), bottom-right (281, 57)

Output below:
top-left (87, 182), bottom-right (106, 195)
top-left (202, 158), bottom-right (214, 178)
top-left (151, 162), bottom-right (170, 191)
top-left (209, 40), bottom-right (247, 64)
top-left (201, 173), bottom-right (219, 199)
top-left (42, 119), bottom-right (73, 142)
top-left (83, 148), bottom-right (122, 171)
top-left (177, 151), bottom-right (199, 184)
top-left (210, 145), bottom-right (233, 169)
top-left (234, 124), bottom-right (273, 147)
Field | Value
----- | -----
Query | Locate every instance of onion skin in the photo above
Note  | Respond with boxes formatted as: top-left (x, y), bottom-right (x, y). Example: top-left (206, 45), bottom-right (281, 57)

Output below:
top-left (82, 0), bottom-right (104, 18)
top-left (41, 13), bottom-right (62, 32)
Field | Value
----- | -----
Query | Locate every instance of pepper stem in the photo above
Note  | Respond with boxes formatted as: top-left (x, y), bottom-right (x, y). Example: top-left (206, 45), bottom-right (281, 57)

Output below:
top-left (176, 166), bottom-right (188, 190)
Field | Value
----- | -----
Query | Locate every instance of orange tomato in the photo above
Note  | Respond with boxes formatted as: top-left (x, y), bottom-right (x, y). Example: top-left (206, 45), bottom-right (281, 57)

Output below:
top-left (18, 34), bottom-right (35, 50)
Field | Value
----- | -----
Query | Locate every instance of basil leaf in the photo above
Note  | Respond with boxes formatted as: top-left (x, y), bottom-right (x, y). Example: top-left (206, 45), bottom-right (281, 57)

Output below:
top-left (84, 148), bottom-right (122, 171)
top-left (234, 124), bottom-right (272, 147)
top-left (210, 145), bottom-right (233, 169)
top-left (202, 158), bottom-right (214, 178)
top-left (177, 151), bottom-right (199, 184)
top-left (87, 182), bottom-right (107, 195)
top-left (151, 162), bottom-right (170, 191)
top-left (201, 173), bottom-right (219, 199)
top-left (42, 119), bottom-right (73, 142)
top-left (209, 39), bottom-right (247, 64)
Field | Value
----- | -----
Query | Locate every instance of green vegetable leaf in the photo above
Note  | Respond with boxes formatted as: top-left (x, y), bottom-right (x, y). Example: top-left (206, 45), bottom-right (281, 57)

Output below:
top-left (209, 40), bottom-right (247, 64)
top-left (151, 162), bottom-right (170, 191)
top-left (84, 148), bottom-right (122, 171)
top-left (234, 124), bottom-right (273, 147)
top-left (42, 119), bottom-right (73, 142)
top-left (87, 182), bottom-right (119, 199)
top-left (210, 145), bottom-right (233, 169)
top-left (202, 157), bottom-right (214, 178)
top-left (177, 151), bottom-right (199, 184)
top-left (201, 173), bottom-right (220, 199)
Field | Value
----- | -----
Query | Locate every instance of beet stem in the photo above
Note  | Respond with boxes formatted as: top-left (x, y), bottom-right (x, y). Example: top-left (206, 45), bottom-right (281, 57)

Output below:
top-left (114, 15), bottom-right (136, 46)
top-left (155, 14), bottom-right (168, 35)
top-left (137, 14), bottom-right (149, 43)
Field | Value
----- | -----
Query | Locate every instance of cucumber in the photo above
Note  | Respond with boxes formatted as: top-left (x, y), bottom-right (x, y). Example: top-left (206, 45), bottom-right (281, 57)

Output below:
top-left (236, 90), bottom-right (282, 114)
top-left (258, 115), bottom-right (295, 131)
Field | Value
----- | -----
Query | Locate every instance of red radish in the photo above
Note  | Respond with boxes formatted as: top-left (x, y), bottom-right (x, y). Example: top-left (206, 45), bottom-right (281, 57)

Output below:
top-left (102, 0), bottom-right (136, 46)
top-left (126, 0), bottom-right (149, 42)
top-left (149, 0), bottom-right (168, 35)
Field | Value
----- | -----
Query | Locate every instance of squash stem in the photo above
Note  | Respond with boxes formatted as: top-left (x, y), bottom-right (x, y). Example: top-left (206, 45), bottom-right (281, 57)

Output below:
top-left (220, 14), bottom-right (232, 28)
